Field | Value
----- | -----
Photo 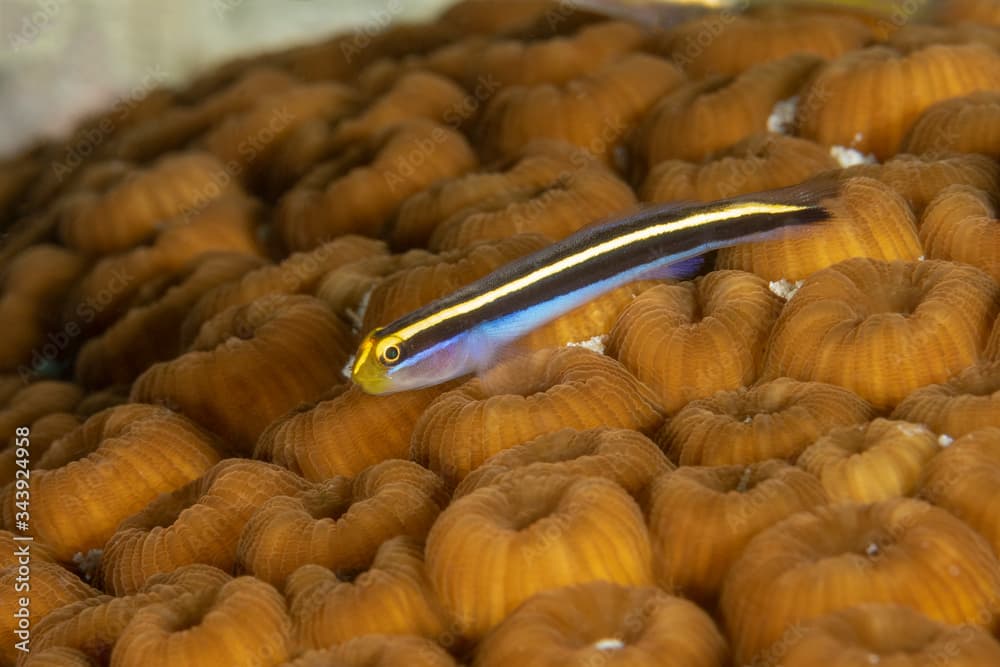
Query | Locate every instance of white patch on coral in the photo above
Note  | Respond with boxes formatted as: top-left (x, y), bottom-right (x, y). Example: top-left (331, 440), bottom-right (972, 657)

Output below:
top-left (918, 255), bottom-right (925, 261)
top-left (342, 354), bottom-right (356, 380)
top-left (830, 145), bottom-right (877, 167)
top-left (895, 422), bottom-right (929, 438)
top-left (73, 549), bottom-right (102, 583)
top-left (566, 334), bottom-right (607, 354)
top-left (768, 279), bottom-right (804, 301)
top-left (593, 638), bottom-right (626, 651)
top-left (938, 434), bottom-right (955, 448)
top-left (767, 96), bottom-right (799, 134)
top-left (344, 286), bottom-right (375, 333)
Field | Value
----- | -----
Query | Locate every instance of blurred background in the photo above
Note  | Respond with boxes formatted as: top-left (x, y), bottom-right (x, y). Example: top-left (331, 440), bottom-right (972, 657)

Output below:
top-left (0, 0), bottom-right (455, 157)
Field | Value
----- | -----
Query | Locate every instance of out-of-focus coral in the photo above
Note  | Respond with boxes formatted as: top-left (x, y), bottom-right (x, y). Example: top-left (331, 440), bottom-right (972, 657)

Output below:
top-left (779, 604), bottom-right (1000, 666)
top-left (256, 382), bottom-right (456, 481)
top-left (919, 184), bottom-right (1000, 282)
top-left (0, 245), bottom-right (87, 373)
top-left (411, 347), bottom-right (663, 486)
top-left (635, 54), bottom-right (821, 169)
top-left (236, 459), bottom-right (448, 587)
top-left (640, 133), bottom-right (837, 203)
top-left (98, 459), bottom-right (309, 594)
top-left (919, 428), bottom-right (1000, 557)
top-left (608, 270), bottom-right (783, 413)
top-left (454, 427), bottom-right (672, 501)
top-left (647, 460), bottom-right (826, 604)
top-left (763, 258), bottom-right (999, 409)
top-left (56, 152), bottom-right (241, 254)
top-left (0, 404), bottom-right (221, 561)
top-left (131, 294), bottom-right (352, 452)
top-left (796, 43), bottom-right (1000, 159)
top-left (652, 11), bottom-right (871, 77)
top-left (426, 473), bottom-right (653, 639)
top-left (715, 177), bottom-right (922, 281)
top-left (904, 91), bottom-right (1000, 158)
top-left (478, 53), bottom-right (684, 167)
top-left (0, 381), bottom-right (82, 442)
top-left (473, 581), bottom-right (729, 667)
top-left (936, 0), bottom-right (1000, 27)
top-left (286, 535), bottom-right (449, 650)
top-left (721, 498), bottom-right (1000, 665)
top-left (658, 377), bottom-right (875, 465)
top-left (0, 412), bottom-right (81, 488)
top-left (275, 119), bottom-right (477, 251)
top-left (797, 418), bottom-right (941, 502)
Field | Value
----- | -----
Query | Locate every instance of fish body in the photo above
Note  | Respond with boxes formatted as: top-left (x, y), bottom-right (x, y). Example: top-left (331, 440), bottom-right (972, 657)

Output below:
top-left (352, 179), bottom-right (836, 395)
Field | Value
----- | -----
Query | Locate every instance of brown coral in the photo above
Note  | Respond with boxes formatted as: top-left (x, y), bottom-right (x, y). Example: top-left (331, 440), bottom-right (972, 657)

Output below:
top-left (255, 382), bottom-right (456, 481)
top-left (454, 427), bottom-right (672, 501)
top-left (904, 91), bottom-right (1000, 158)
top-left (797, 418), bottom-right (942, 502)
top-left (275, 119), bottom-right (476, 251)
top-left (796, 43), bottom-right (1000, 159)
top-left (0, 404), bottom-right (221, 561)
top-left (715, 176), bottom-right (922, 282)
top-left (286, 535), bottom-right (450, 651)
top-left (654, 11), bottom-right (871, 77)
top-left (56, 152), bottom-right (241, 254)
top-left (919, 185), bottom-right (1000, 282)
top-left (763, 258), bottom-right (1000, 410)
top-left (98, 459), bottom-right (309, 594)
top-left (473, 581), bottom-right (728, 667)
top-left (780, 604), bottom-right (1000, 666)
top-left (130, 294), bottom-right (352, 452)
top-left (640, 133), bottom-right (837, 203)
top-left (891, 359), bottom-right (1000, 439)
top-left (919, 428), bottom-right (1000, 557)
top-left (411, 347), bottom-right (663, 486)
top-left (478, 53), bottom-right (685, 167)
top-left (284, 635), bottom-right (457, 667)
top-left (635, 53), bottom-right (821, 169)
top-left (607, 270), bottom-right (784, 413)
top-left (0, 381), bottom-right (82, 440)
top-left (236, 460), bottom-right (448, 587)
top-left (426, 473), bottom-right (653, 639)
top-left (647, 460), bottom-right (827, 603)
top-left (720, 498), bottom-right (1000, 665)
top-left (658, 377), bottom-right (875, 465)
top-left (109, 576), bottom-right (291, 667)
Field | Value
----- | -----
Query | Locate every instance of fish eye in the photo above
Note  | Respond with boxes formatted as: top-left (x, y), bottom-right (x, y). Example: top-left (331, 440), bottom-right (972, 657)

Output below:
top-left (379, 342), bottom-right (402, 366)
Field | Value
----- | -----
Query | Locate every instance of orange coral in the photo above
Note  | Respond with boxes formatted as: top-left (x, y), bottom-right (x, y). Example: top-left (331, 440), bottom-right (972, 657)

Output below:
top-left (763, 258), bottom-right (1000, 409)
top-left (236, 459), bottom-right (448, 587)
top-left (454, 427), bottom-right (672, 501)
top-left (721, 498), bottom-right (1000, 665)
top-left (640, 133), bottom-right (837, 203)
top-left (607, 270), bottom-right (783, 413)
top-left (109, 576), bottom-right (291, 667)
top-left (478, 53), bottom-right (685, 167)
top-left (796, 43), bottom-right (1000, 159)
top-left (654, 11), bottom-right (871, 77)
top-left (891, 359), bottom-right (1000, 439)
top-left (904, 91), bottom-right (1000, 158)
top-left (797, 418), bottom-right (941, 502)
top-left (658, 377), bottom-right (875, 465)
top-left (780, 604), bottom-right (1000, 666)
top-left (0, 381), bottom-right (82, 440)
top-left (286, 535), bottom-right (450, 650)
top-left (635, 53), bottom-right (821, 169)
top-left (0, 404), bottom-right (221, 561)
top-left (426, 473), bottom-right (653, 639)
top-left (411, 347), bottom-right (663, 486)
top-left (131, 294), bottom-right (352, 452)
top-left (715, 177), bottom-right (922, 282)
top-left (98, 459), bottom-right (308, 594)
top-left (255, 382), bottom-right (456, 480)
top-left (284, 635), bottom-right (456, 667)
top-left (473, 581), bottom-right (728, 667)
top-left (275, 120), bottom-right (476, 251)
top-left (647, 460), bottom-right (827, 603)
top-left (920, 185), bottom-right (1000, 282)
top-left (920, 428), bottom-right (1000, 557)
